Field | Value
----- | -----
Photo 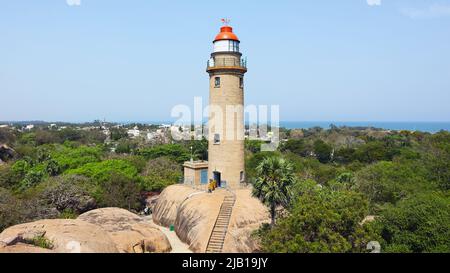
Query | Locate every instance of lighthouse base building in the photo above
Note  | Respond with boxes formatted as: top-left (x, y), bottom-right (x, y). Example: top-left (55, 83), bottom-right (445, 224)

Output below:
top-left (183, 24), bottom-right (247, 190)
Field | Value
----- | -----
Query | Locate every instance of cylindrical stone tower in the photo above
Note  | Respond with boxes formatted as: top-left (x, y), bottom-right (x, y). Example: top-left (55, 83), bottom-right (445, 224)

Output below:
top-left (206, 24), bottom-right (247, 189)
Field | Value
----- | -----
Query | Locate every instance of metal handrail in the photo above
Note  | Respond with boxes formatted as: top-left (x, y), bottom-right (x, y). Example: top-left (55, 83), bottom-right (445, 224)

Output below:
top-left (207, 58), bottom-right (247, 69)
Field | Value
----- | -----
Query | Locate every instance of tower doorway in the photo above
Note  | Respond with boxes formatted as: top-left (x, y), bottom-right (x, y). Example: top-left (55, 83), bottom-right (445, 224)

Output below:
top-left (213, 171), bottom-right (221, 187)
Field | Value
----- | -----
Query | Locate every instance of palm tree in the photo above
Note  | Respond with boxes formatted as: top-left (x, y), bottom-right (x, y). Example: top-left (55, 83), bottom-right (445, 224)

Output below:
top-left (252, 156), bottom-right (295, 227)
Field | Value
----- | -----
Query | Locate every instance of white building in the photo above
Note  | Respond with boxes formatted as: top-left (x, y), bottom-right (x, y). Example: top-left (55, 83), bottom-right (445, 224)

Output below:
top-left (127, 126), bottom-right (140, 138)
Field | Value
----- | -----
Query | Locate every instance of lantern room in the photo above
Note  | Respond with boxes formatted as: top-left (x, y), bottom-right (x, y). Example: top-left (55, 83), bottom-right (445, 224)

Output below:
top-left (213, 26), bottom-right (240, 53)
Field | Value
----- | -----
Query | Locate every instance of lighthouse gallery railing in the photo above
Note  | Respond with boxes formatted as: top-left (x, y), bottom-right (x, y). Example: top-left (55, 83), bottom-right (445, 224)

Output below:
top-left (207, 58), bottom-right (247, 69)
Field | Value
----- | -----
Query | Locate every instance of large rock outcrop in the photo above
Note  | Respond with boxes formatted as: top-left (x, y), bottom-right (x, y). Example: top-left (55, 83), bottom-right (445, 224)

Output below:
top-left (152, 185), bottom-right (201, 227)
top-left (153, 184), bottom-right (269, 253)
top-left (0, 243), bottom-right (55, 253)
top-left (0, 219), bottom-right (119, 253)
top-left (78, 208), bottom-right (171, 253)
top-left (0, 208), bottom-right (172, 253)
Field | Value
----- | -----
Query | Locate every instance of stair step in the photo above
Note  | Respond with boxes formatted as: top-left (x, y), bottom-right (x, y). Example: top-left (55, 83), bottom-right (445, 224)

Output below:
top-left (209, 238), bottom-right (224, 241)
top-left (208, 242), bottom-right (224, 245)
top-left (205, 194), bottom-right (236, 253)
top-left (209, 240), bottom-right (224, 244)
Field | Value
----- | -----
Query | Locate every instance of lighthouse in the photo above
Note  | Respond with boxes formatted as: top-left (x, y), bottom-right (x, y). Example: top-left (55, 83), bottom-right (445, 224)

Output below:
top-left (206, 23), bottom-right (247, 189)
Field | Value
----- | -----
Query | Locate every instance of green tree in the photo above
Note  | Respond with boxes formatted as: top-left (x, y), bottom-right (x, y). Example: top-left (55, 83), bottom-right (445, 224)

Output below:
top-left (20, 170), bottom-right (44, 190)
top-left (140, 157), bottom-right (182, 191)
top-left (37, 175), bottom-right (96, 214)
top-left (115, 139), bottom-right (136, 154)
top-left (66, 159), bottom-right (138, 182)
top-left (98, 173), bottom-right (142, 211)
top-left (35, 130), bottom-right (61, 145)
top-left (353, 141), bottom-right (400, 163)
top-left (110, 127), bottom-right (128, 141)
top-left (57, 128), bottom-right (83, 142)
top-left (137, 144), bottom-right (190, 163)
top-left (253, 157), bottom-right (295, 227)
top-left (354, 161), bottom-right (431, 206)
top-left (334, 147), bottom-right (356, 164)
top-left (0, 128), bottom-right (16, 145)
top-left (245, 151), bottom-right (280, 183)
top-left (377, 192), bottom-right (450, 253)
top-left (0, 188), bottom-right (25, 231)
top-left (45, 159), bottom-right (61, 176)
top-left (313, 140), bottom-right (333, 163)
top-left (281, 139), bottom-right (310, 157)
top-left (245, 139), bottom-right (264, 154)
top-left (259, 188), bottom-right (378, 253)
top-left (422, 132), bottom-right (450, 190)
top-left (51, 145), bottom-right (103, 171)
top-left (188, 138), bottom-right (209, 160)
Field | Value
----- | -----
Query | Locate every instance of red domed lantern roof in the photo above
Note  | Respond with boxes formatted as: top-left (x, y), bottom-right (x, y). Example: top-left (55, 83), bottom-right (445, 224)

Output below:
top-left (214, 26), bottom-right (240, 42)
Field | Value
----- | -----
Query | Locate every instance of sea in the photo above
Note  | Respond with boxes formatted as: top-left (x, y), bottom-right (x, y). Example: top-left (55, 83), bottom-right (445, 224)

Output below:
top-left (140, 121), bottom-right (450, 133)
top-left (278, 121), bottom-right (450, 133)
top-left (6, 120), bottom-right (447, 134)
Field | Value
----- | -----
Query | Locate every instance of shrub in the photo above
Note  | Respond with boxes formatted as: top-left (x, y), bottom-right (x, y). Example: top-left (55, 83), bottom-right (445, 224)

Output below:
top-left (139, 157), bottom-right (182, 191)
top-left (97, 173), bottom-right (142, 211)
top-left (24, 235), bottom-right (54, 249)
top-left (313, 140), bottom-right (333, 163)
top-left (38, 175), bottom-right (96, 214)
top-left (66, 159), bottom-right (138, 182)
top-left (0, 188), bottom-right (25, 231)
top-left (354, 161), bottom-right (432, 206)
top-left (259, 188), bottom-right (378, 253)
top-left (377, 192), bottom-right (450, 253)
top-left (51, 145), bottom-right (103, 171)
top-left (137, 144), bottom-right (190, 163)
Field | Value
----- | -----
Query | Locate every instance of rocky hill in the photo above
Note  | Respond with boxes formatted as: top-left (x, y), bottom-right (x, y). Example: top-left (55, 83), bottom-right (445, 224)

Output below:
top-left (0, 208), bottom-right (171, 253)
top-left (152, 184), bottom-right (269, 253)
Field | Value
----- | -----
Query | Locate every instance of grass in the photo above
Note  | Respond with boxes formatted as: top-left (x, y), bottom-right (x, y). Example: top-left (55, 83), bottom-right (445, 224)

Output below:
top-left (24, 235), bottom-right (54, 249)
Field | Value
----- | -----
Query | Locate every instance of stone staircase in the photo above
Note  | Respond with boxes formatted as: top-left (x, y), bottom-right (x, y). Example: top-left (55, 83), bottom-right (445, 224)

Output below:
top-left (205, 194), bottom-right (236, 253)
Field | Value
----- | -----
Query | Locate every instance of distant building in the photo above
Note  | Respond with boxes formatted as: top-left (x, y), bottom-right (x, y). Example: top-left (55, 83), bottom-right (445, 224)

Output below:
top-left (127, 126), bottom-right (140, 138)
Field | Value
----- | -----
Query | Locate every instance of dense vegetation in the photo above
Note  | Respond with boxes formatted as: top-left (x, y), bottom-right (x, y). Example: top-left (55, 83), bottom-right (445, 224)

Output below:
top-left (1, 124), bottom-right (449, 253)
top-left (0, 126), bottom-right (195, 231)
top-left (248, 127), bottom-right (450, 253)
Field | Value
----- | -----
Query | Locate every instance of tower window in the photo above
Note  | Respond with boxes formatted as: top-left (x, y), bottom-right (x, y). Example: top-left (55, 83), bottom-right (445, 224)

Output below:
top-left (214, 77), bottom-right (221, 88)
top-left (214, 134), bottom-right (221, 144)
top-left (239, 77), bottom-right (244, 88)
top-left (240, 171), bottom-right (245, 182)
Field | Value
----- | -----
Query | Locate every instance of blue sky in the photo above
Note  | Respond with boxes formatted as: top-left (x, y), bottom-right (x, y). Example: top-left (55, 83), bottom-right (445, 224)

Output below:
top-left (1, 0), bottom-right (450, 122)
